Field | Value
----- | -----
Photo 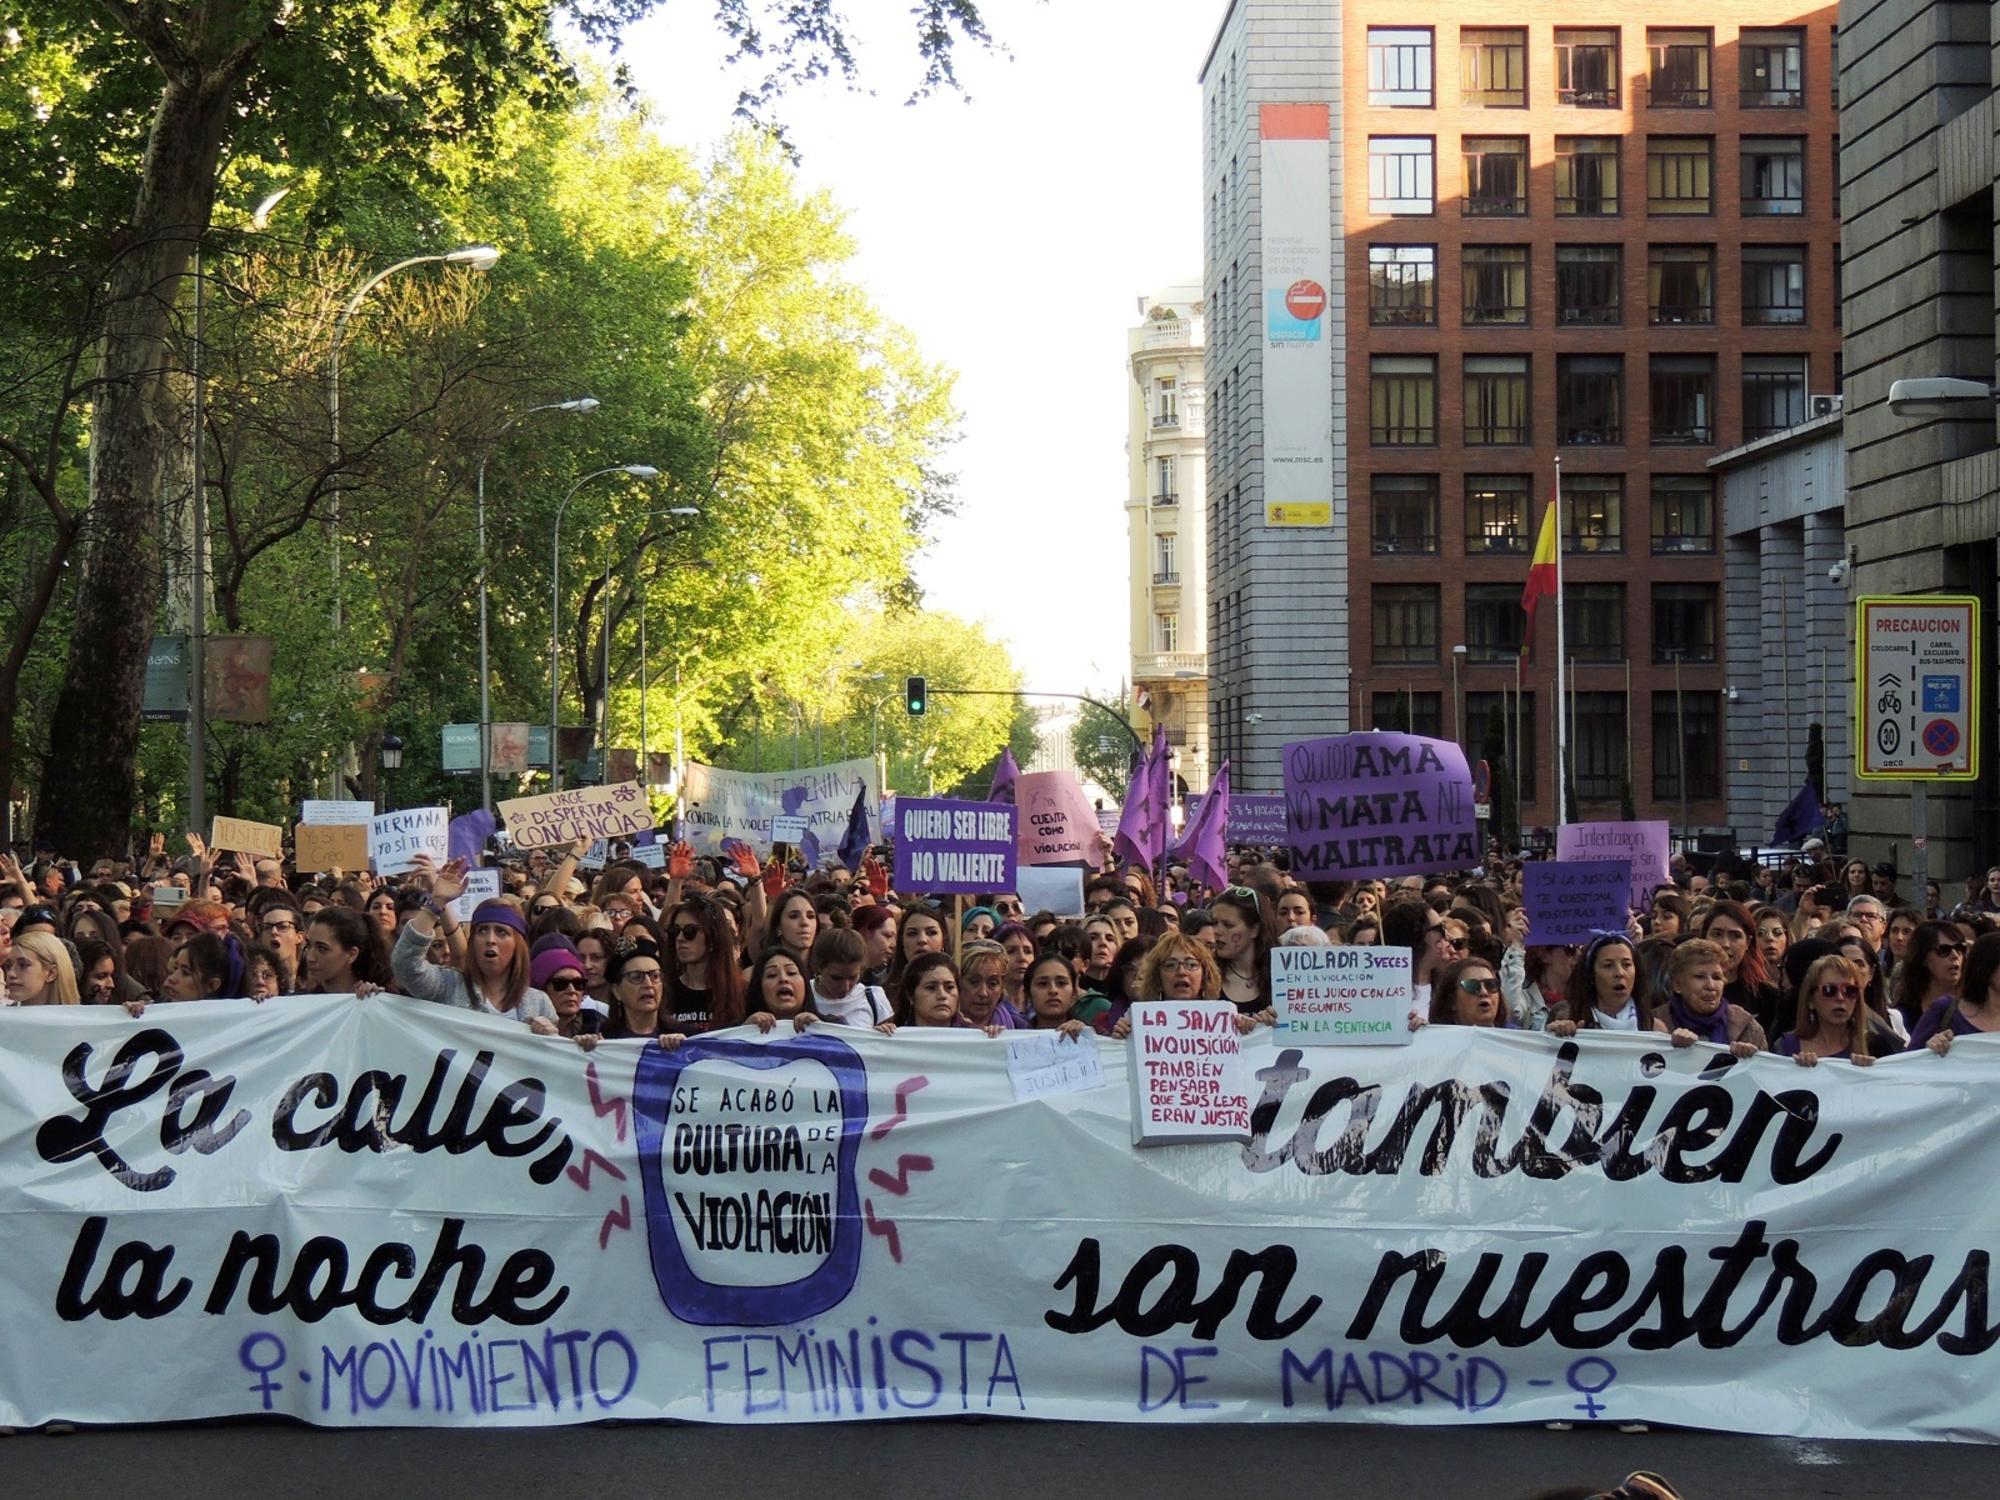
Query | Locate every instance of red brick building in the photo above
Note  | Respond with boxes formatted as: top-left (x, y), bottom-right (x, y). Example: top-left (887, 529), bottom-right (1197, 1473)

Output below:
top-left (1342, 8), bottom-right (1842, 837)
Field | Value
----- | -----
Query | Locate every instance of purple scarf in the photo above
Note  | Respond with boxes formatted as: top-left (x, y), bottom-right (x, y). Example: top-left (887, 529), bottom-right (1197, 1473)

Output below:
top-left (1669, 993), bottom-right (1730, 1044)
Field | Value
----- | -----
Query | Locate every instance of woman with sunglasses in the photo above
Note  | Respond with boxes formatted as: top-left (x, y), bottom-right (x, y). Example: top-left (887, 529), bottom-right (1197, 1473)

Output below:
top-left (662, 899), bottom-right (748, 1035)
top-left (532, 948), bottom-right (602, 1042)
top-left (1661, 938), bottom-right (1765, 1057)
top-left (1382, 897), bottom-right (1454, 1022)
top-left (1903, 928), bottom-right (2000, 1054)
top-left (1890, 920), bottom-right (1966, 1038)
top-left (1211, 886), bottom-right (1277, 1022)
top-left (1777, 954), bottom-right (1878, 1065)
top-left (1428, 956), bottom-right (1508, 1027)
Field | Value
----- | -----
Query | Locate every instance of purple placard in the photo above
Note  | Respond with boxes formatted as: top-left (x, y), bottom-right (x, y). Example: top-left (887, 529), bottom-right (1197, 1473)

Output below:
top-left (1523, 859), bottom-right (1632, 945)
top-left (1182, 793), bottom-right (1288, 847)
top-left (891, 797), bottom-right (1018, 895)
top-left (1556, 821), bottom-right (1672, 911)
top-left (1284, 732), bottom-right (1478, 879)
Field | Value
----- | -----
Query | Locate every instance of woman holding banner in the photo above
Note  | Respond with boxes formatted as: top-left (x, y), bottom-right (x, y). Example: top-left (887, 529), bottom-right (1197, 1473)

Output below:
top-left (395, 858), bottom-right (558, 1033)
top-left (746, 948), bottom-right (820, 1034)
top-left (955, 940), bottom-right (1022, 1030)
top-left (1696, 900), bottom-right (1785, 1036)
top-left (1549, 933), bottom-right (1666, 1036)
top-left (1662, 939), bottom-right (1766, 1057)
top-left (1777, 954), bottom-right (1878, 1065)
top-left (662, 897), bottom-right (748, 1033)
top-left (1428, 956), bottom-right (1508, 1027)
top-left (1908, 931), bottom-right (2000, 1053)
top-left (300, 907), bottom-right (394, 995)
top-left (602, 940), bottom-right (680, 1046)
top-left (1889, 921), bottom-right (1967, 1037)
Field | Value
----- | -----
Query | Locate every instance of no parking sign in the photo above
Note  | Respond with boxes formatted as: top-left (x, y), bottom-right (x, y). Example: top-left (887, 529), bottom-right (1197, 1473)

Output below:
top-left (1856, 596), bottom-right (1981, 780)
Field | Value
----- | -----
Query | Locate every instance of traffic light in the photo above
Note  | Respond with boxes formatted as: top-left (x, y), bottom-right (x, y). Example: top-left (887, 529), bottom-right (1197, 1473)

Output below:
top-left (905, 675), bottom-right (928, 715)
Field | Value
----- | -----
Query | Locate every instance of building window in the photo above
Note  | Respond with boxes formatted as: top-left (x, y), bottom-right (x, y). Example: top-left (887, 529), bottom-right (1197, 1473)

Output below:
top-left (1562, 474), bottom-right (1623, 553)
top-left (1371, 690), bottom-right (1444, 738)
top-left (1647, 28), bottom-right (1711, 108)
top-left (1743, 355), bottom-right (1808, 439)
top-left (1155, 455), bottom-right (1177, 504)
top-left (1833, 244), bottom-right (1843, 327)
top-left (1463, 244), bottom-right (1528, 325)
top-left (1650, 474), bottom-right (1714, 553)
top-left (1652, 583), bottom-right (1717, 663)
top-left (1654, 691), bottom-right (1721, 800)
top-left (1574, 692), bottom-right (1628, 801)
top-left (1156, 613), bottom-right (1179, 652)
top-left (1466, 584), bottom-right (1527, 662)
top-left (1649, 356), bottom-right (1715, 444)
top-left (1647, 244), bottom-right (1713, 324)
top-left (1368, 28), bottom-right (1435, 106)
top-left (1742, 245), bottom-right (1806, 324)
top-left (1741, 28), bottom-right (1803, 108)
top-left (1370, 355), bottom-right (1437, 445)
top-left (1373, 585), bottom-right (1440, 664)
top-left (1154, 377), bottom-right (1177, 426)
top-left (1556, 245), bottom-right (1622, 326)
top-left (1156, 533), bottom-right (1177, 582)
top-left (1556, 30), bottom-right (1620, 106)
top-left (1467, 690), bottom-right (1536, 794)
top-left (1369, 136), bottom-right (1436, 214)
top-left (1465, 355), bottom-right (1531, 445)
top-left (1463, 136), bottom-right (1528, 215)
top-left (1461, 28), bottom-right (1527, 106)
top-left (1741, 137), bottom-right (1804, 214)
top-left (1556, 137), bottom-right (1620, 215)
top-left (1372, 474), bottom-right (1439, 554)
top-left (1369, 244), bottom-right (1438, 325)
top-left (1464, 474), bottom-right (1530, 554)
top-left (1646, 137), bottom-right (1712, 214)
top-left (1565, 585), bottom-right (1626, 663)
top-left (1557, 356), bottom-right (1623, 445)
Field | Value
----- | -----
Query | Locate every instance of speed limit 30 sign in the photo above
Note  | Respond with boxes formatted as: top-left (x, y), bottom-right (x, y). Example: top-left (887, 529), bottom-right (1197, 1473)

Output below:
top-left (1856, 596), bottom-right (1982, 780)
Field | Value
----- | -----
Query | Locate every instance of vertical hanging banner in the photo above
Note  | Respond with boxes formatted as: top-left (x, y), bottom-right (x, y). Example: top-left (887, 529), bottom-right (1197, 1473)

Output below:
top-left (1284, 732), bottom-right (1478, 878)
top-left (1259, 103), bottom-right (1334, 528)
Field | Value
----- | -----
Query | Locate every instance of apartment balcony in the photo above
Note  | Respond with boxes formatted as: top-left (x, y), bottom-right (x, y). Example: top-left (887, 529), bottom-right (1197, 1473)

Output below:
top-left (1152, 491), bottom-right (1179, 508)
top-left (1151, 411), bottom-right (1181, 432)
top-left (1152, 570), bottom-right (1180, 588)
top-left (1134, 651), bottom-right (1206, 682)
top-left (1141, 317), bottom-right (1204, 352)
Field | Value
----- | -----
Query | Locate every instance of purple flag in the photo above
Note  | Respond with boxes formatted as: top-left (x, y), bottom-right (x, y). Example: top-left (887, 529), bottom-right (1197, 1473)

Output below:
top-left (448, 809), bottom-right (495, 863)
top-left (1147, 723), bottom-right (1171, 866)
top-left (836, 783), bottom-right (872, 872)
top-left (1171, 760), bottom-right (1229, 892)
top-left (988, 747), bottom-right (1019, 805)
top-left (1110, 739), bottom-right (1155, 871)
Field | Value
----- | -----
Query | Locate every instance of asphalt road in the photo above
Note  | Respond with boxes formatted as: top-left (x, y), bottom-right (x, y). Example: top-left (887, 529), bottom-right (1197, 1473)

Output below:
top-left (2, 1420), bottom-right (1984, 1499)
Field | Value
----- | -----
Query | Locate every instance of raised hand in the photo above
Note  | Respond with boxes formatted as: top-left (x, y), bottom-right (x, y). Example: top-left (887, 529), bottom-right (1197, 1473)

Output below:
top-left (761, 857), bottom-right (786, 899)
top-left (185, 831), bottom-right (208, 861)
top-left (861, 854), bottom-right (889, 899)
top-left (727, 843), bottom-right (762, 880)
top-left (669, 841), bottom-right (695, 879)
top-left (431, 856), bottom-right (469, 903)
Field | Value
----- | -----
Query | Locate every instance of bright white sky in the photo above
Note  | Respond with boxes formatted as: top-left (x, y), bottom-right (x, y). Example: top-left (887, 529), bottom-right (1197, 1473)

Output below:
top-left (610, 0), bottom-right (1220, 698)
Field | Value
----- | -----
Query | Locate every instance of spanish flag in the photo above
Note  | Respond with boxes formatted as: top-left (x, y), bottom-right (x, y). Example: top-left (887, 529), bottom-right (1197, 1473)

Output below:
top-left (1520, 498), bottom-right (1558, 646)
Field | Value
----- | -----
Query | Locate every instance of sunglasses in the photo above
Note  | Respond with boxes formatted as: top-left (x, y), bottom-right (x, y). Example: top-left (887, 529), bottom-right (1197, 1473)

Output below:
top-left (672, 924), bottom-right (703, 941)
top-left (1458, 976), bottom-right (1502, 996)
top-left (1934, 941), bottom-right (1967, 957)
top-left (1817, 982), bottom-right (1860, 1000)
top-left (1221, 886), bottom-right (1261, 911)
top-left (546, 976), bottom-right (586, 992)
top-left (1445, 937), bottom-right (1469, 952)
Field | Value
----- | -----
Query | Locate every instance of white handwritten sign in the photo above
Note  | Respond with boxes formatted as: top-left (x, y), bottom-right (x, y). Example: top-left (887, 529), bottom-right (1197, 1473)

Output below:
top-left (1005, 1031), bottom-right (1106, 1101)
top-left (1273, 945), bottom-right (1414, 1045)
top-left (449, 868), bottom-right (503, 924)
top-left (771, 814), bottom-right (809, 845)
top-left (369, 807), bottom-right (449, 876)
top-left (1126, 1000), bottom-right (1250, 1146)
top-left (498, 782), bottom-right (652, 850)
top-left (301, 799), bottom-right (375, 827)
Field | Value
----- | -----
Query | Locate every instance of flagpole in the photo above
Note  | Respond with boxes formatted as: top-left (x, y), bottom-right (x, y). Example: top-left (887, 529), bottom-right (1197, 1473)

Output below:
top-left (1553, 456), bottom-right (1568, 828)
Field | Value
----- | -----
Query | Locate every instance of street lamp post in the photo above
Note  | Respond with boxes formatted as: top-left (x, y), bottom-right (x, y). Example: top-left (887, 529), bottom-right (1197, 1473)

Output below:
top-left (550, 469), bottom-right (688, 789)
top-left (473, 397), bottom-right (597, 813)
top-left (378, 732), bottom-right (404, 814)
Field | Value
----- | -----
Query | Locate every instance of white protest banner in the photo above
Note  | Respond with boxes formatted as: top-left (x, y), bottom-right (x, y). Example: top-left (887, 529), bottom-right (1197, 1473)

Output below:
top-left (449, 868), bottom-right (503, 924)
top-left (8, 1003), bottom-right (2000, 1441)
top-left (302, 799), bottom-right (376, 827)
top-left (1272, 946), bottom-right (1413, 1045)
top-left (210, 816), bottom-right (284, 859)
top-left (499, 782), bottom-right (652, 850)
top-left (1005, 1031), bottom-right (1105, 1102)
top-left (369, 807), bottom-right (449, 876)
top-left (1127, 1000), bottom-right (1250, 1146)
top-left (1016, 865), bottom-right (1085, 918)
top-left (679, 759), bottom-right (877, 855)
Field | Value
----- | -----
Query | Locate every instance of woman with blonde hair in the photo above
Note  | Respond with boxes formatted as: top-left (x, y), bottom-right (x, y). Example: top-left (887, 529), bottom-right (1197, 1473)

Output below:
top-left (1104, 931), bottom-right (1226, 1038)
top-left (4, 930), bottom-right (79, 1005)
top-left (1777, 953), bottom-right (1878, 1066)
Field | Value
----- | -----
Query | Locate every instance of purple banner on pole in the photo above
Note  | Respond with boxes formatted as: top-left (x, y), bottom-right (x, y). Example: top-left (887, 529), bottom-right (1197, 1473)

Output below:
top-left (1523, 859), bottom-right (1632, 945)
top-left (891, 798), bottom-right (1019, 894)
top-left (1283, 732), bottom-right (1478, 879)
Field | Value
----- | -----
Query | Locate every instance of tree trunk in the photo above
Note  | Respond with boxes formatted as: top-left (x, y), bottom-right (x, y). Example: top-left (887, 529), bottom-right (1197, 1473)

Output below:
top-left (36, 58), bottom-right (244, 854)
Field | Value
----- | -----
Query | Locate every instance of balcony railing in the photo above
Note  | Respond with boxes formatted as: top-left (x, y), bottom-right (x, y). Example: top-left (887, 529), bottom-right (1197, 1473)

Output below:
top-left (1153, 491), bottom-right (1179, 507)
top-left (1141, 318), bottom-right (1204, 350)
top-left (1152, 412), bottom-right (1180, 430)
top-left (1153, 570), bottom-right (1180, 586)
top-left (1134, 651), bottom-right (1206, 680)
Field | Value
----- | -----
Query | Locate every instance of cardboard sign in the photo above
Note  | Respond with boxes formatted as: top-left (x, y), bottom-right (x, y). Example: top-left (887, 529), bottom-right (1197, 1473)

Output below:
top-left (1556, 821), bottom-right (1671, 911)
top-left (294, 823), bottom-right (368, 873)
top-left (499, 782), bottom-right (653, 850)
top-left (1005, 1031), bottom-right (1106, 1102)
top-left (1524, 859), bottom-right (1632, 945)
top-left (449, 868), bottom-right (504, 924)
top-left (771, 814), bottom-right (810, 845)
top-left (892, 798), bottom-right (1018, 894)
top-left (1017, 772), bottom-right (1106, 869)
top-left (1127, 1000), bottom-right (1250, 1146)
top-left (1284, 732), bottom-right (1478, 878)
top-left (302, 799), bottom-right (375, 827)
top-left (369, 807), bottom-right (449, 876)
top-left (1272, 945), bottom-right (1414, 1045)
top-left (1016, 865), bottom-right (1086, 918)
top-left (210, 816), bottom-right (283, 859)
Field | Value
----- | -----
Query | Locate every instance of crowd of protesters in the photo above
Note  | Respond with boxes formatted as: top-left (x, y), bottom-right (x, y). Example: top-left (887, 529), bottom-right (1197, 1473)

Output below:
top-left (3, 830), bottom-right (2000, 1067)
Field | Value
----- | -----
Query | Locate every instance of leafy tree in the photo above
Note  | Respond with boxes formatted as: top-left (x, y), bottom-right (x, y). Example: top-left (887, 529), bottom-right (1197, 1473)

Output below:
top-left (1071, 695), bottom-right (1141, 800)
